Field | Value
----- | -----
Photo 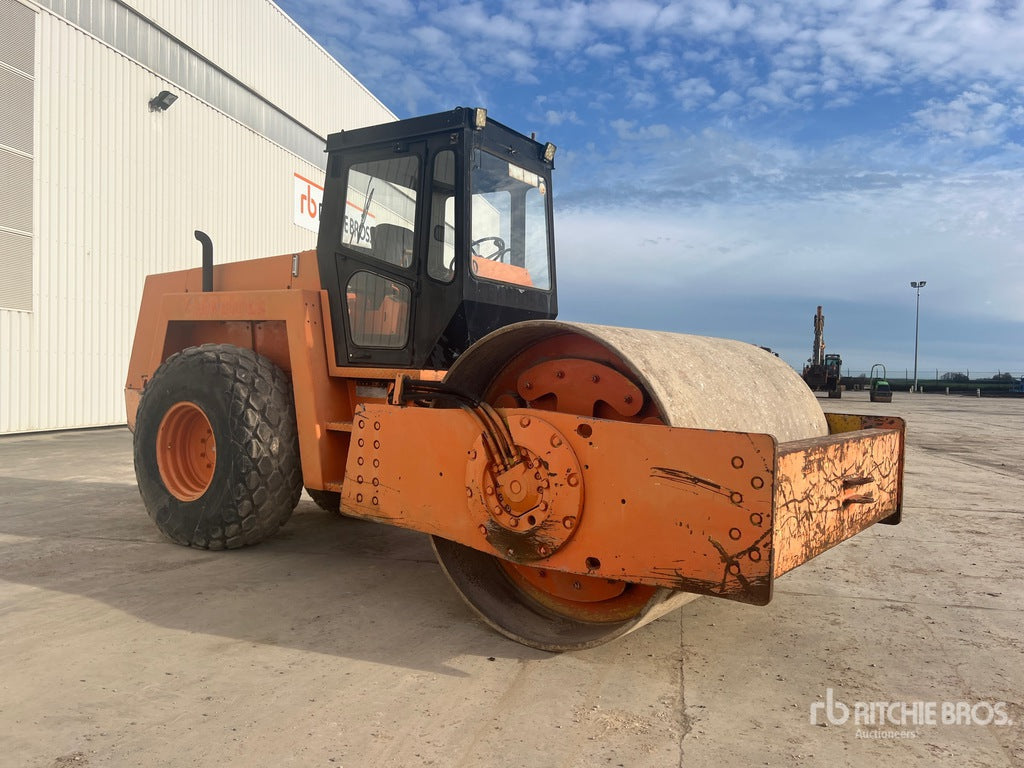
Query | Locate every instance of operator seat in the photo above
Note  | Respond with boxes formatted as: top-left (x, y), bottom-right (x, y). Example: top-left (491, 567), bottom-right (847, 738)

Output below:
top-left (371, 223), bottom-right (414, 267)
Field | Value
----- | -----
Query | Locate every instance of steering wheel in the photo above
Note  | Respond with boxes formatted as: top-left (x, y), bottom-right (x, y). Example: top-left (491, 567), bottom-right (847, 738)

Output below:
top-left (471, 236), bottom-right (510, 262)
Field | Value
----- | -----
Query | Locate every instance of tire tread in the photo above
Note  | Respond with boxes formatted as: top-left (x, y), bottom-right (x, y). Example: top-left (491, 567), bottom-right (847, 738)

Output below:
top-left (134, 344), bottom-right (302, 549)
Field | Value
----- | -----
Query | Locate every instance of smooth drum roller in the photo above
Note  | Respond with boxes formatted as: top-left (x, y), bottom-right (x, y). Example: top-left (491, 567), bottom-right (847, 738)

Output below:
top-left (432, 320), bottom-right (829, 651)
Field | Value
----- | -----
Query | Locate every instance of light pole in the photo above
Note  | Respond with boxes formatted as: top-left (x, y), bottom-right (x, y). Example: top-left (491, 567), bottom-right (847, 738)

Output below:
top-left (911, 281), bottom-right (926, 392)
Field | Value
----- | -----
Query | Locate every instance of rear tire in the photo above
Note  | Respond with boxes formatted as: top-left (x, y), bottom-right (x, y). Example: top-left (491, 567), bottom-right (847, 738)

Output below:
top-left (133, 344), bottom-right (302, 549)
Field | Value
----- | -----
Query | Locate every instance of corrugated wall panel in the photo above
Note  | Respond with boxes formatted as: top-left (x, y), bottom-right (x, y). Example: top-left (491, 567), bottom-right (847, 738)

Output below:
top-left (37, 0), bottom-right (333, 169)
top-left (125, 0), bottom-right (395, 135)
top-left (0, 66), bottom-right (34, 153)
top-left (0, 6), bottom-right (358, 432)
top-left (0, 1), bottom-right (36, 314)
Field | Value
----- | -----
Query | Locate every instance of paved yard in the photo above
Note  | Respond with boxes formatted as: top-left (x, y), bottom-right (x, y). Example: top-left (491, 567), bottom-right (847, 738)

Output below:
top-left (1, 391), bottom-right (1021, 767)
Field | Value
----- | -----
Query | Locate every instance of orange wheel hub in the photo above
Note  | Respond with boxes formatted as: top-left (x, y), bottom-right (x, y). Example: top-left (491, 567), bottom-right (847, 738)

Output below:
top-left (500, 561), bottom-right (657, 623)
top-left (156, 402), bottom-right (216, 501)
top-left (478, 338), bottom-right (665, 624)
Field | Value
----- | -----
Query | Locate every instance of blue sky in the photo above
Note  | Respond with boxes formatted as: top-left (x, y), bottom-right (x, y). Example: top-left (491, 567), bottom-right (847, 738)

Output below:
top-left (278, 0), bottom-right (1024, 376)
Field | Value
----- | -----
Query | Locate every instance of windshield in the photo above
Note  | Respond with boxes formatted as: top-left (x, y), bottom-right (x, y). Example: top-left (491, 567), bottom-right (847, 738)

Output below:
top-left (470, 150), bottom-right (551, 290)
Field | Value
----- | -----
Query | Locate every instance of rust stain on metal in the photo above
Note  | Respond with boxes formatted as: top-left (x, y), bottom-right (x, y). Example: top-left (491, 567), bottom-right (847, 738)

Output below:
top-left (773, 426), bottom-right (902, 577)
top-left (842, 493), bottom-right (875, 506)
top-left (650, 466), bottom-right (745, 504)
top-left (651, 466), bottom-right (721, 491)
top-left (483, 519), bottom-right (564, 563)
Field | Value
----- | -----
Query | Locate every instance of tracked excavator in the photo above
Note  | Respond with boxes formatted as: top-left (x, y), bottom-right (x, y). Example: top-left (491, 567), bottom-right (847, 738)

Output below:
top-left (802, 306), bottom-right (843, 398)
top-left (126, 108), bottom-right (905, 651)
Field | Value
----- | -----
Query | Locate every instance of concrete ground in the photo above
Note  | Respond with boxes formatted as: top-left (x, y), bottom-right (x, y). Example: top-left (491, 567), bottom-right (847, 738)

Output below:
top-left (1, 391), bottom-right (1021, 767)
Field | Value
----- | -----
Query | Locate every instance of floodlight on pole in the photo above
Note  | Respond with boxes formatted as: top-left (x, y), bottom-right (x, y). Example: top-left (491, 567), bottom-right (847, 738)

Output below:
top-left (910, 281), bottom-right (926, 393)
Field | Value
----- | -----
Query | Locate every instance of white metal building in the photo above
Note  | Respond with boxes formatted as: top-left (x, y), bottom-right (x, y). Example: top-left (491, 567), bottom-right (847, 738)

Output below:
top-left (0, 0), bottom-right (394, 432)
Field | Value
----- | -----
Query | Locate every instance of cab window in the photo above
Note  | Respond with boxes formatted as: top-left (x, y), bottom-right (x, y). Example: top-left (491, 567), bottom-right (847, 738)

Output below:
top-left (470, 151), bottom-right (551, 290)
top-left (346, 271), bottom-right (411, 348)
top-left (427, 150), bottom-right (456, 282)
top-left (343, 156), bottom-right (419, 268)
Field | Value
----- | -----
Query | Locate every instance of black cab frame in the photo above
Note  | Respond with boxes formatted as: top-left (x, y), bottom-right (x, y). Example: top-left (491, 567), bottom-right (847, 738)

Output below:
top-left (316, 107), bottom-right (558, 369)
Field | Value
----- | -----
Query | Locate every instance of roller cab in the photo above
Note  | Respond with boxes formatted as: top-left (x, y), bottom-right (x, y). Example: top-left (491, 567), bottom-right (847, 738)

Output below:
top-left (315, 107), bottom-right (557, 370)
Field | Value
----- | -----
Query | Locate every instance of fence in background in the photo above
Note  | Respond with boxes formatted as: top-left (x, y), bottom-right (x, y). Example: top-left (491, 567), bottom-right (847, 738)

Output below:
top-left (838, 370), bottom-right (1023, 394)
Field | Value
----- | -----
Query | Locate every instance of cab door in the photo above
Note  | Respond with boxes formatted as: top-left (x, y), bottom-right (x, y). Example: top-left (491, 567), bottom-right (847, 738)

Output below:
top-left (328, 143), bottom-right (425, 367)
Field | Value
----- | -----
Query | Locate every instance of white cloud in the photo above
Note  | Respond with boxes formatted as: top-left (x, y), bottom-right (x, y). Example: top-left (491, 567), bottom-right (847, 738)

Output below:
top-left (682, 47), bottom-right (723, 64)
top-left (709, 89), bottom-right (742, 111)
top-left (503, 48), bottom-right (540, 82)
top-left (590, 0), bottom-right (662, 33)
top-left (284, 0), bottom-right (1024, 128)
top-left (545, 109), bottom-right (581, 125)
top-left (629, 90), bottom-right (659, 110)
top-left (369, 0), bottom-right (414, 15)
top-left (518, 1), bottom-right (594, 51)
top-left (685, 0), bottom-right (756, 36)
top-left (608, 119), bottom-right (672, 140)
top-left (554, 166), bottom-right (1024, 371)
top-left (674, 77), bottom-right (715, 109)
top-left (913, 87), bottom-right (1024, 147)
top-left (750, 4), bottom-right (798, 45)
top-left (411, 25), bottom-right (451, 52)
top-left (585, 41), bottom-right (625, 58)
top-left (636, 51), bottom-right (674, 72)
top-left (746, 82), bottom-right (792, 108)
top-left (433, 4), bottom-right (533, 45)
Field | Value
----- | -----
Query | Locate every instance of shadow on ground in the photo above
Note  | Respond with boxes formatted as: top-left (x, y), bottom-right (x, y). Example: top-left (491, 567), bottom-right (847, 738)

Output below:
top-left (0, 468), bottom-right (549, 676)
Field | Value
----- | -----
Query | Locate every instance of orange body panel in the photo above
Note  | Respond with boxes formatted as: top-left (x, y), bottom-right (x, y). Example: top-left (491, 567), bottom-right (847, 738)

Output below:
top-left (124, 252), bottom-right (442, 490)
top-left (774, 428), bottom-right (902, 577)
top-left (342, 404), bottom-right (905, 604)
top-left (132, 287), bottom-right (352, 489)
top-left (470, 255), bottom-right (533, 286)
top-left (126, 251), bottom-right (321, 401)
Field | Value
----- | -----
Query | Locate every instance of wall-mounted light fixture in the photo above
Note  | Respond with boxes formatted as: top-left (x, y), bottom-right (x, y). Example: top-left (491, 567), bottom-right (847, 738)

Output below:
top-left (149, 90), bottom-right (178, 112)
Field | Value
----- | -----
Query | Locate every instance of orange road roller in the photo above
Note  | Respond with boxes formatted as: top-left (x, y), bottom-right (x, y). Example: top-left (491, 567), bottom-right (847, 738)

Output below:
top-left (126, 108), bottom-right (904, 651)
